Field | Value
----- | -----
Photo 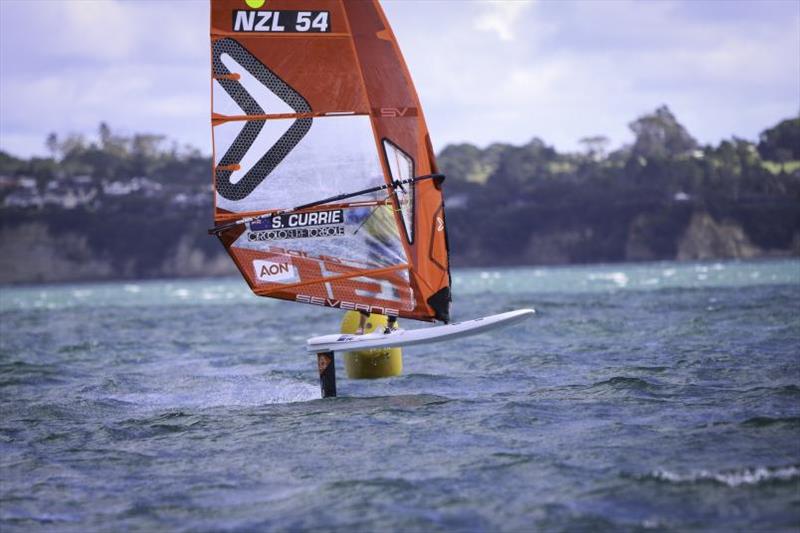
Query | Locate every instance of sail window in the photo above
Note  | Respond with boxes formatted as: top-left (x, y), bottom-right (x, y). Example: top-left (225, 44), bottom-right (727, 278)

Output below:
top-left (382, 139), bottom-right (415, 244)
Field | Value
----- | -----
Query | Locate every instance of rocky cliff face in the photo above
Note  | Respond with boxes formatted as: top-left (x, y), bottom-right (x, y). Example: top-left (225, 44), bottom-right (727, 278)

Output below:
top-left (0, 223), bottom-right (114, 283)
top-left (1, 207), bottom-right (797, 284)
top-left (524, 228), bottom-right (594, 265)
top-left (676, 212), bottom-right (763, 260)
top-left (625, 209), bottom-right (689, 262)
top-left (0, 223), bottom-right (237, 284)
top-left (157, 236), bottom-right (238, 279)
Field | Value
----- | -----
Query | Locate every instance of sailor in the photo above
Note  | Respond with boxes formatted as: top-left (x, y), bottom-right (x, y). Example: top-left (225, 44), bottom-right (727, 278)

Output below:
top-left (356, 309), bottom-right (398, 335)
top-left (352, 202), bottom-right (403, 335)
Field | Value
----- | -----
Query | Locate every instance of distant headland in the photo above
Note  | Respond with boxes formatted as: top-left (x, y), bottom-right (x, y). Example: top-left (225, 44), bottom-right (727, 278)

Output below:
top-left (1, 107), bottom-right (798, 283)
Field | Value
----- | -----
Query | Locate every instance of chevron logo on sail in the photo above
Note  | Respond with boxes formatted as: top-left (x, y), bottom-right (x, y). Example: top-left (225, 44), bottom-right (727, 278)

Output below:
top-left (212, 38), bottom-right (312, 201)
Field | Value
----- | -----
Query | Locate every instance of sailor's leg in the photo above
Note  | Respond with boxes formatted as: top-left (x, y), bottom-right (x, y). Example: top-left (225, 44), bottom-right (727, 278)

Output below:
top-left (356, 310), bottom-right (369, 335)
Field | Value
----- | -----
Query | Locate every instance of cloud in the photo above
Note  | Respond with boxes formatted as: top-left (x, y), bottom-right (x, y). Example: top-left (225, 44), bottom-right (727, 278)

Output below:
top-left (0, 0), bottom-right (797, 158)
top-left (0, 0), bottom-right (208, 156)
top-left (1, 61), bottom-right (207, 150)
top-left (387, 0), bottom-right (799, 152)
top-left (473, 0), bottom-right (534, 42)
top-left (1, 0), bottom-right (204, 64)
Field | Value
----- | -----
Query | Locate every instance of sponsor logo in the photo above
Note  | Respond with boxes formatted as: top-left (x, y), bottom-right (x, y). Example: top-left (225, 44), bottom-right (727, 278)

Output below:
top-left (249, 210), bottom-right (345, 241)
top-left (251, 209), bottom-right (343, 230)
top-left (244, 0), bottom-right (265, 8)
top-left (436, 216), bottom-right (444, 232)
top-left (249, 225), bottom-right (345, 242)
top-left (375, 107), bottom-right (418, 118)
top-left (296, 295), bottom-right (400, 317)
top-left (253, 260), bottom-right (298, 283)
top-left (233, 10), bottom-right (330, 32)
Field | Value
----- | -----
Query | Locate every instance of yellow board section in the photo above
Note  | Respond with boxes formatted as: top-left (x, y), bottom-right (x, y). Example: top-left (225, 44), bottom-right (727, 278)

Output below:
top-left (340, 311), bottom-right (403, 379)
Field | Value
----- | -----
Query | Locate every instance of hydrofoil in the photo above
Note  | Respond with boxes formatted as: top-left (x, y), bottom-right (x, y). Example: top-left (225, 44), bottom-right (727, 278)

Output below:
top-left (309, 309), bottom-right (534, 397)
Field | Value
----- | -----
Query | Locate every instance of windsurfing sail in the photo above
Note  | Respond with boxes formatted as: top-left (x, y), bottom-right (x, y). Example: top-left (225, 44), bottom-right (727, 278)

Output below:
top-left (209, 0), bottom-right (451, 322)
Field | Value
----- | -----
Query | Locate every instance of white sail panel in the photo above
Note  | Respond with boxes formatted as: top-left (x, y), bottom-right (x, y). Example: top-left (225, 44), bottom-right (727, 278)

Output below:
top-left (212, 78), bottom-right (242, 117)
top-left (214, 118), bottom-right (296, 186)
top-left (214, 115), bottom-right (384, 213)
top-left (214, 53), bottom-right (295, 117)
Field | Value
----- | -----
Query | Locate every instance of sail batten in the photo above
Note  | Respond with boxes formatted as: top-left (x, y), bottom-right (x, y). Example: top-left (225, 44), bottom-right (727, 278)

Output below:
top-left (213, 111), bottom-right (365, 124)
top-left (210, 0), bottom-right (451, 322)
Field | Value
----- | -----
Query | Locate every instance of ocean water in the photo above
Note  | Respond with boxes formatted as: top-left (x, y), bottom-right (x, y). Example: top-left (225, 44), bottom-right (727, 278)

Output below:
top-left (1, 260), bottom-right (798, 532)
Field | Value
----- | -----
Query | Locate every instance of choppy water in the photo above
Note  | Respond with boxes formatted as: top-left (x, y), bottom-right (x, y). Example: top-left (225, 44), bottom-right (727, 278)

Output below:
top-left (1, 260), bottom-right (799, 531)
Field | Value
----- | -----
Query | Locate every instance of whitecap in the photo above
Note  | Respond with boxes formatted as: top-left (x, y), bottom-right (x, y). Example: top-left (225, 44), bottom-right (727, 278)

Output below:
top-left (588, 272), bottom-right (629, 287)
top-left (108, 377), bottom-right (319, 409)
top-left (647, 465), bottom-right (799, 487)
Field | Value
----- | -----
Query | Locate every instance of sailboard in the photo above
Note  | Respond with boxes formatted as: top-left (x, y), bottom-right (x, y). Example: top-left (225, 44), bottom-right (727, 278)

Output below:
top-left (307, 309), bottom-right (535, 353)
top-left (209, 0), bottom-right (451, 323)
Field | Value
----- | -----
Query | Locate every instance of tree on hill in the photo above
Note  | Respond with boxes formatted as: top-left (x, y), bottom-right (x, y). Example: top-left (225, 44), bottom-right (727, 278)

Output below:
top-left (579, 135), bottom-right (610, 160)
top-left (757, 117), bottom-right (800, 162)
top-left (629, 105), bottom-right (697, 160)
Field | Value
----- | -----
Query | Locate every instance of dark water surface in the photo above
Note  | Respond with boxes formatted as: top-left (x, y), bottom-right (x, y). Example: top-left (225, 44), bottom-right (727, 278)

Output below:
top-left (1, 260), bottom-right (799, 531)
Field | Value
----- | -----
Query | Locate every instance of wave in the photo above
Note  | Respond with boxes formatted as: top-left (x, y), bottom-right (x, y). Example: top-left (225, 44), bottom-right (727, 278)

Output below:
top-left (641, 465), bottom-right (800, 487)
top-left (590, 376), bottom-right (659, 392)
top-left (741, 416), bottom-right (800, 428)
top-left (0, 361), bottom-right (65, 387)
top-left (743, 384), bottom-right (800, 396)
top-left (57, 341), bottom-right (100, 354)
top-left (595, 376), bottom-right (651, 386)
top-left (326, 394), bottom-right (453, 415)
top-left (628, 365), bottom-right (668, 373)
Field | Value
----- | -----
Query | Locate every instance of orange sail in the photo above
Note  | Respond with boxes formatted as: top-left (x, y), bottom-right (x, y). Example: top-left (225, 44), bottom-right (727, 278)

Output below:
top-left (209, 0), bottom-right (451, 322)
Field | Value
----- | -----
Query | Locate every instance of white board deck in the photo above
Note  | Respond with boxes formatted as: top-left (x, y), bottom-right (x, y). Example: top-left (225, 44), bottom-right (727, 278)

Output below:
top-left (306, 309), bottom-right (535, 353)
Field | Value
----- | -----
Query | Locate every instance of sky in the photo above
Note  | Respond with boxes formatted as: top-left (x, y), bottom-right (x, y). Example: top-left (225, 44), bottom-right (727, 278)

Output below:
top-left (0, 0), bottom-right (798, 158)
